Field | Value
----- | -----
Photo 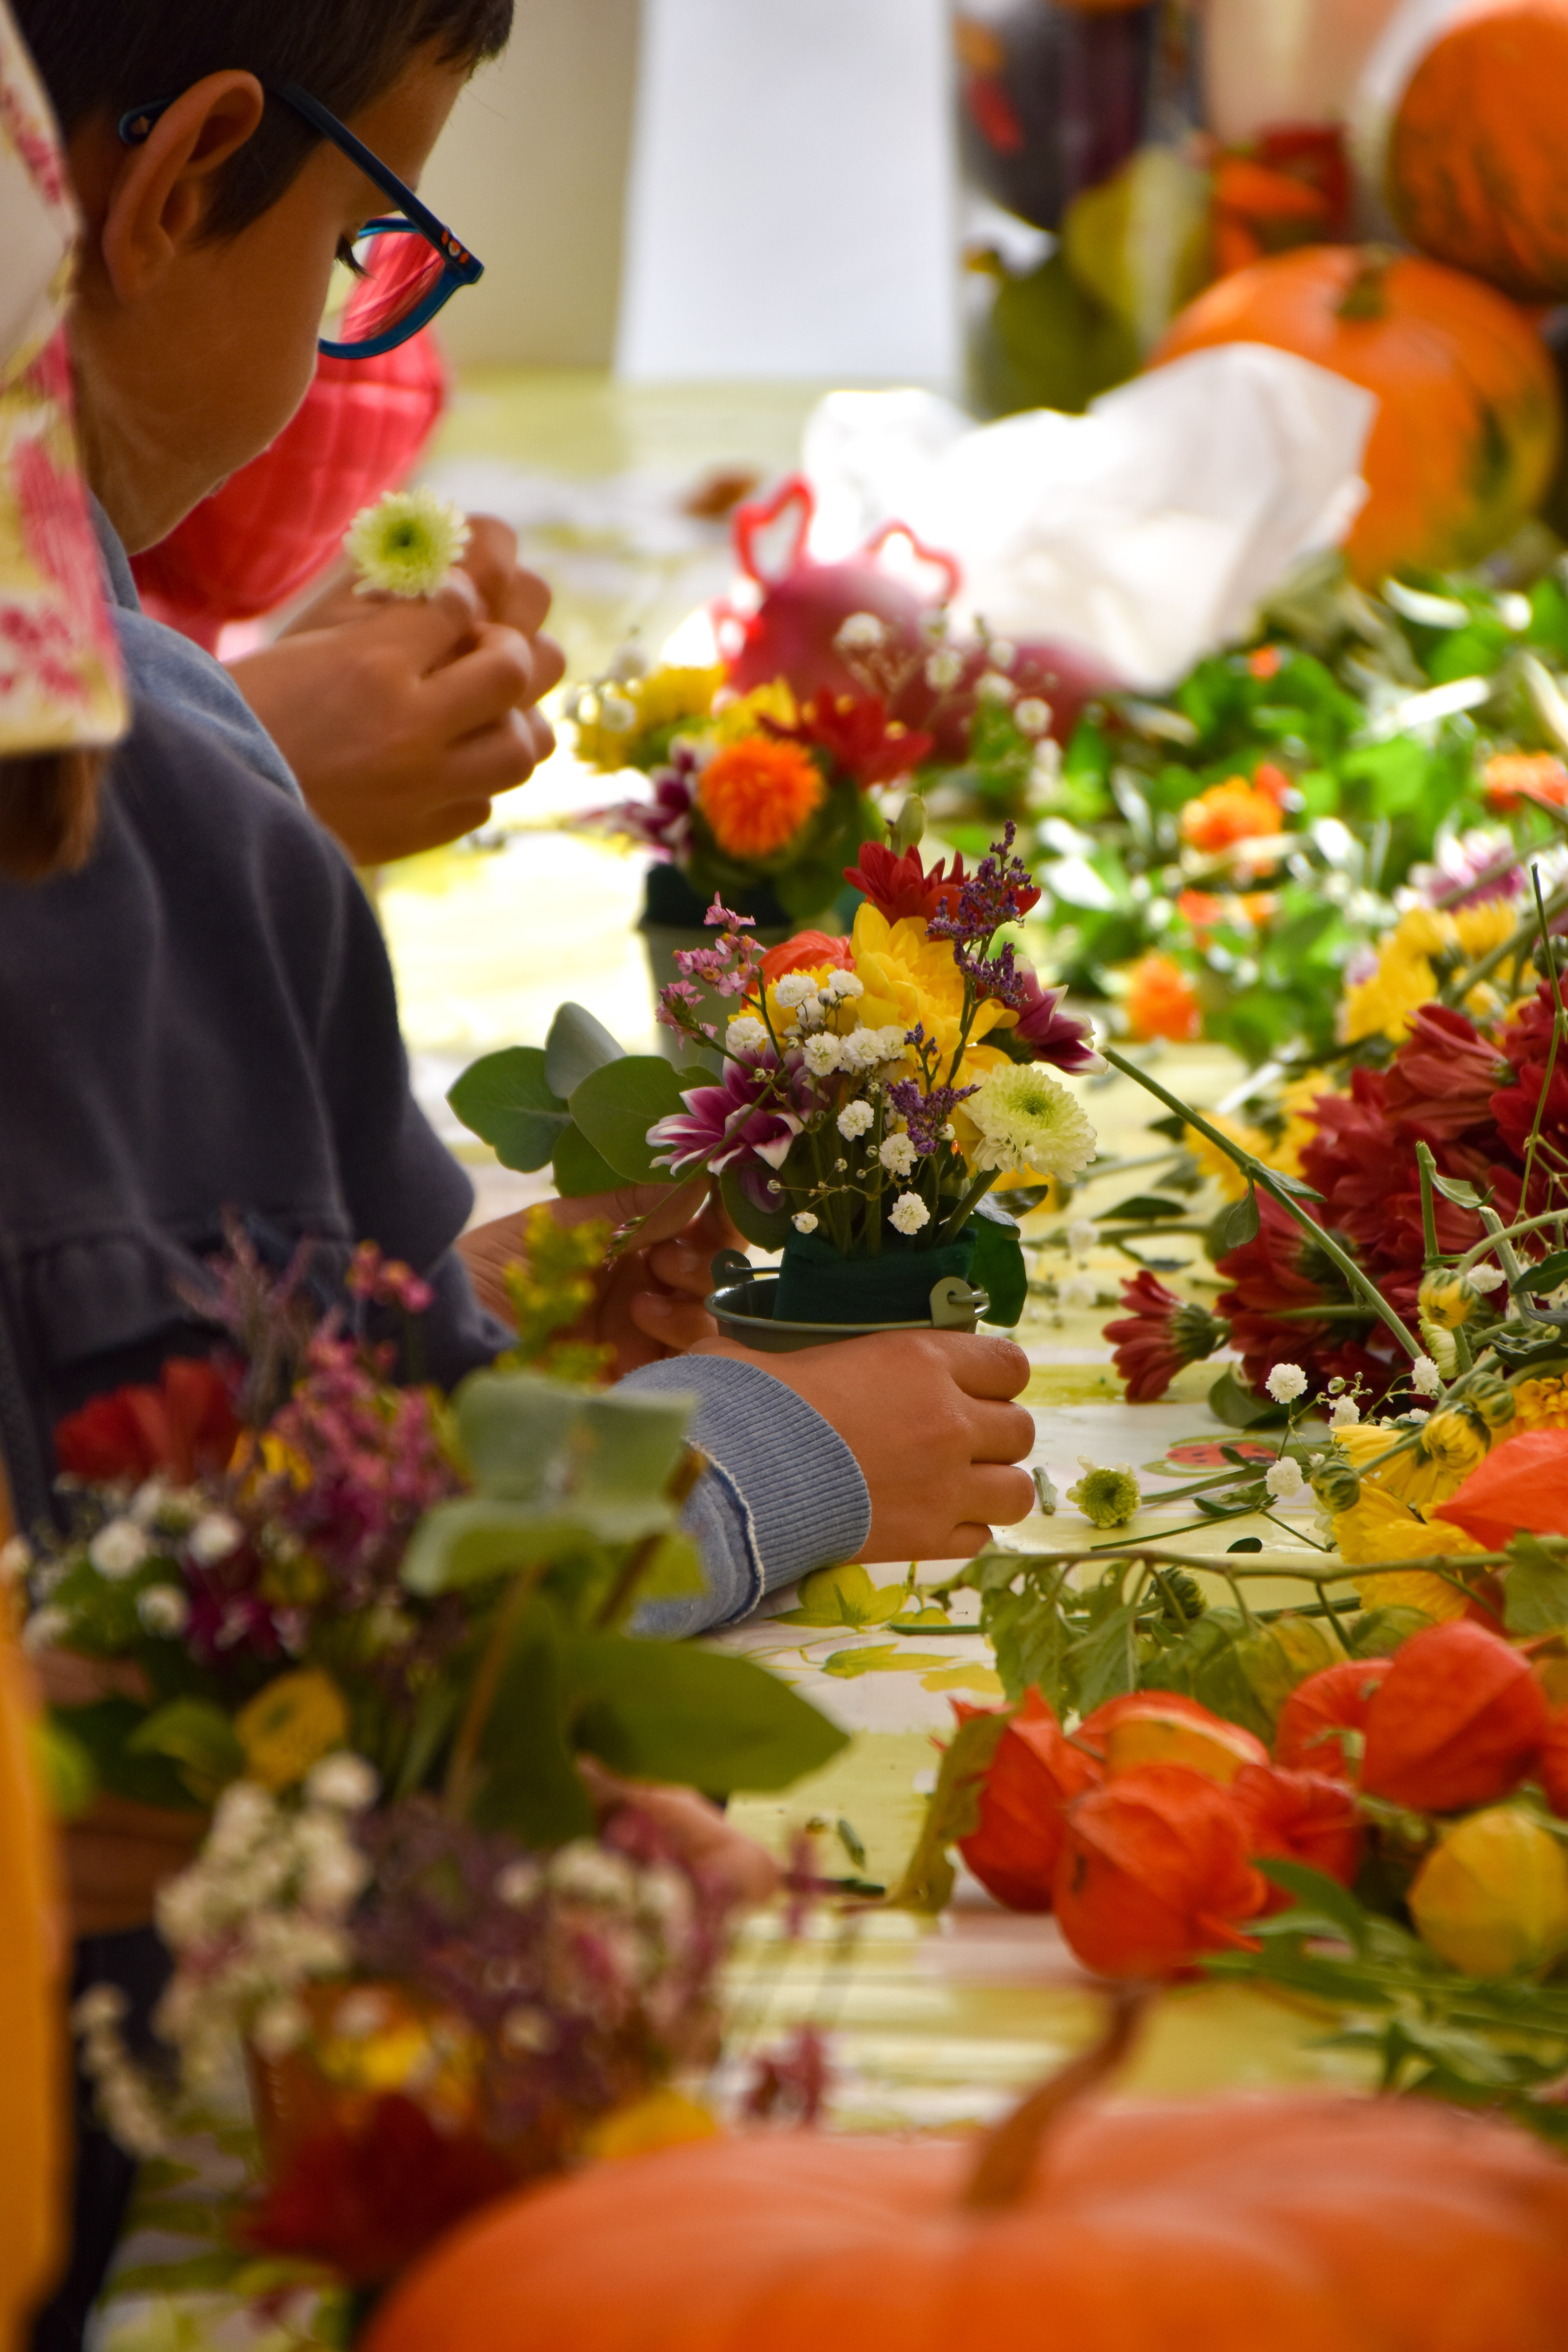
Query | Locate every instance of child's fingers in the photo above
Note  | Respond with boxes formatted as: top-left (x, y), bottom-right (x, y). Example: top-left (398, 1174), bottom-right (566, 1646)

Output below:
top-left (422, 623), bottom-right (538, 735)
top-left (628, 1288), bottom-right (717, 1350)
top-left (440, 709), bottom-right (547, 797)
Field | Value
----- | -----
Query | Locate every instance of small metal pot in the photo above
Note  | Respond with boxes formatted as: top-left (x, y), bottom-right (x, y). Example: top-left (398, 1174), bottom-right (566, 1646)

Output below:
top-left (704, 1250), bottom-right (989, 1353)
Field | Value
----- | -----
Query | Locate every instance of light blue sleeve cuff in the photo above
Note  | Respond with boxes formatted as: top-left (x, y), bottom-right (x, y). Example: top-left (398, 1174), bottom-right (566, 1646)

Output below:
top-left (617, 1355), bottom-right (870, 1637)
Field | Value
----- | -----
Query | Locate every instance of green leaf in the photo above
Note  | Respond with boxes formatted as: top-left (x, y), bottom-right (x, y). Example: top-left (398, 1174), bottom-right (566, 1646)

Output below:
top-left (469, 1592), bottom-right (597, 1846)
top-left (34, 1717), bottom-right (97, 1817)
top-left (569, 1056), bottom-right (704, 1184)
top-left (1504, 1532), bottom-right (1568, 1636)
top-left (552, 1122), bottom-right (626, 1198)
top-left (563, 1632), bottom-right (847, 1792)
top-left (1219, 1185), bottom-right (1261, 1250)
top-left (127, 1697), bottom-right (245, 1803)
top-left (1524, 1250), bottom-right (1568, 1295)
top-left (545, 1001), bottom-right (626, 1100)
top-left (447, 1046), bottom-right (568, 1172)
top-left (719, 1163), bottom-right (794, 1251)
top-left (51, 1698), bottom-right (206, 1813)
top-left (1255, 1858), bottom-right (1371, 1951)
top-left (884, 1704), bottom-right (1013, 1913)
top-left (970, 1205), bottom-right (1027, 1328)
top-left (1068, 1599), bottom-right (1139, 1713)
top-left (1429, 1169), bottom-right (1487, 1211)
top-left (1208, 1367), bottom-right (1286, 1428)
top-left (1100, 1194), bottom-right (1188, 1221)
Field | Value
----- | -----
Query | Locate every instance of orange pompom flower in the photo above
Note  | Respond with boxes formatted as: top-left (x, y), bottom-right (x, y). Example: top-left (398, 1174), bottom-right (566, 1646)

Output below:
top-left (953, 1689), bottom-right (1100, 1912)
top-left (1232, 1762), bottom-right (1363, 1906)
top-left (1483, 752), bottom-right (1568, 813)
top-left (1123, 953), bottom-right (1201, 1044)
top-left (1436, 1427), bottom-right (1568, 1550)
top-left (1273, 1658), bottom-right (1391, 1780)
top-left (1180, 776), bottom-right (1287, 857)
top-left (697, 738), bottom-right (824, 860)
top-left (1360, 1621), bottom-right (1548, 1814)
top-left (1053, 1762), bottom-right (1268, 1977)
top-left (1075, 1691), bottom-right (1267, 1786)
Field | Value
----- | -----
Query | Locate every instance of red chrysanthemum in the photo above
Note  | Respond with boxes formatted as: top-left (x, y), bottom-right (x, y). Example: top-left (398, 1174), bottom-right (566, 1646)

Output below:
top-left (55, 1357), bottom-right (241, 1486)
top-left (1105, 1272), bottom-right (1227, 1403)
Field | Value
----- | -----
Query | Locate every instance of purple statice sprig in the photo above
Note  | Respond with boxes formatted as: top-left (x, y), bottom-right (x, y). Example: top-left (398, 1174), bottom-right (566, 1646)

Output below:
top-left (887, 1076), bottom-right (980, 1158)
top-left (926, 821), bottom-right (1041, 949)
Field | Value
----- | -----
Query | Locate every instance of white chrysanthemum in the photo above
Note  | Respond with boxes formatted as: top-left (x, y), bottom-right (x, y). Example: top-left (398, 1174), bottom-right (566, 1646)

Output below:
top-left (90, 1519), bottom-right (150, 1581)
top-left (775, 973), bottom-right (815, 1010)
top-left (188, 1512), bottom-right (241, 1566)
top-left (802, 1032), bottom-right (843, 1076)
top-left (725, 1014), bottom-right (767, 1056)
top-left (1265, 1457), bottom-right (1305, 1501)
top-left (889, 1192), bottom-right (930, 1236)
top-left (837, 1100), bottom-right (874, 1140)
top-left (793, 1211), bottom-right (819, 1234)
top-left (1411, 1354), bottom-right (1443, 1397)
top-left (879, 1132), bottom-right (918, 1178)
top-left (824, 969), bottom-right (864, 1002)
top-left (1265, 1363), bottom-right (1307, 1404)
top-left (1014, 697), bottom-right (1052, 736)
top-left (345, 488), bottom-right (471, 599)
top-left (965, 1064), bottom-right (1096, 1179)
top-left (835, 612), bottom-right (885, 652)
top-left (137, 1584), bottom-right (190, 1637)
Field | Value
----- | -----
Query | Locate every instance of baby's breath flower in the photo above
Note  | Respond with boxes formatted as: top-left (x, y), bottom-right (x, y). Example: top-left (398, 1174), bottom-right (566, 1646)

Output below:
top-left (775, 973), bottom-right (815, 1010)
top-left (824, 969), bottom-right (864, 1002)
top-left (1411, 1354), bottom-right (1444, 1398)
top-left (889, 1191), bottom-right (931, 1236)
top-left (976, 670), bottom-right (1016, 703)
top-left (793, 1212), bottom-right (820, 1234)
top-left (250, 1994), bottom-right (310, 2061)
top-left (725, 1014), bottom-right (768, 1056)
top-left (0, 1534), bottom-right (31, 1582)
top-left (137, 1584), bottom-right (190, 1637)
top-left (303, 1751), bottom-right (379, 1814)
top-left (1331, 1395), bottom-right (1361, 1427)
top-left (926, 648), bottom-right (964, 690)
top-left (802, 1033), bottom-right (843, 1076)
top-left (346, 487), bottom-right (471, 600)
top-left (188, 1512), bottom-right (241, 1566)
top-left (879, 1132), bottom-right (918, 1178)
top-left (1066, 1217), bottom-right (1097, 1261)
top-left (837, 1100), bottom-right (874, 1140)
top-left (22, 1605), bottom-right (70, 1657)
top-left (1265, 1457), bottom-right (1305, 1500)
top-left (1066, 1457), bottom-right (1140, 1529)
top-left (1468, 1264), bottom-right (1507, 1294)
top-left (1058, 1274), bottom-right (1098, 1310)
top-left (495, 1858), bottom-right (542, 1908)
top-left (500, 2004), bottom-right (557, 2055)
top-left (90, 1519), bottom-right (150, 1581)
top-left (1014, 697), bottom-right (1052, 736)
top-left (835, 612), bottom-right (886, 652)
top-left (1265, 1363), bottom-right (1307, 1404)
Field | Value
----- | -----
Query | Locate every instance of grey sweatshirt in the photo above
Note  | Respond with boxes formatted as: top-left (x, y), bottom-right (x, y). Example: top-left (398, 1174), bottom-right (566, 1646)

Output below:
top-left (0, 516), bottom-right (867, 1629)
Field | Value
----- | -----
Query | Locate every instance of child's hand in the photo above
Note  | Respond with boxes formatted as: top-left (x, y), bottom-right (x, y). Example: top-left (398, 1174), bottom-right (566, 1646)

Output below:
top-left (689, 1329), bottom-right (1036, 1563)
top-left (458, 1181), bottom-right (742, 1379)
top-left (227, 515), bottom-right (564, 864)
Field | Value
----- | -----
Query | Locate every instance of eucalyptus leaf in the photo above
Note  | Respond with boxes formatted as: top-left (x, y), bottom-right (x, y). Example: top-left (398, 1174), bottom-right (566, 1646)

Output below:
top-left (563, 1633), bottom-right (847, 1791)
top-left (552, 1123), bottom-right (626, 1198)
top-left (446, 1047), bottom-right (568, 1172)
top-left (469, 1593), bottom-right (595, 1846)
top-left (401, 1495), bottom-right (673, 1594)
top-left (570, 1056), bottom-right (705, 1184)
top-left (545, 1001), bottom-right (626, 1100)
top-left (127, 1697), bottom-right (245, 1803)
top-left (719, 1163), bottom-right (794, 1252)
top-left (970, 1201), bottom-right (1027, 1328)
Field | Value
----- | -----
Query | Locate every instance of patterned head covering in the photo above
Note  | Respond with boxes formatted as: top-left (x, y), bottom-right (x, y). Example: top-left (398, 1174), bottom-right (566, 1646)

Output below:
top-left (0, 3), bottom-right (126, 753)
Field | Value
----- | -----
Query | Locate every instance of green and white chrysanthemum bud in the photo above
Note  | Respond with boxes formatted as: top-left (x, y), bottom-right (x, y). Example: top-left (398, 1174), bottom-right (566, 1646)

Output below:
top-left (1065, 1457), bottom-right (1140, 1529)
top-left (346, 487), bottom-right (471, 599)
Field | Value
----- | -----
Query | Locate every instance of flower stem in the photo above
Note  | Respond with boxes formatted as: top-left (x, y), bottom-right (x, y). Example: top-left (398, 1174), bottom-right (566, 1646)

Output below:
top-left (1100, 1044), bottom-right (1423, 1364)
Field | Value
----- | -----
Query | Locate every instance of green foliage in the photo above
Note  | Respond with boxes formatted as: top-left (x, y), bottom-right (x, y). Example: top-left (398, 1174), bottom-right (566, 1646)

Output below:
top-left (446, 1045), bottom-right (568, 1172)
top-left (885, 1704), bottom-right (1014, 1913)
top-left (497, 1205), bottom-right (615, 1383)
top-left (55, 1698), bottom-right (207, 1813)
top-left (128, 1698), bottom-right (245, 1805)
top-left (970, 1197), bottom-right (1027, 1328)
top-left (1504, 1532), bottom-right (1568, 1636)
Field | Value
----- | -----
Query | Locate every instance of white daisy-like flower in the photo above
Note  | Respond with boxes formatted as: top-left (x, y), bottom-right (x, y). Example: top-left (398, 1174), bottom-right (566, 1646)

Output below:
top-left (345, 487), bottom-right (470, 599)
top-left (793, 1212), bottom-right (820, 1234)
top-left (1467, 1264), bottom-right (1507, 1293)
top-left (879, 1132), bottom-right (918, 1178)
top-left (925, 648), bottom-right (964, 690)
top-left (1331, 1396), bottom-right (1361, 1427)
top-left (1265, 1457), bottom-right (1305, 1501)
top-left (303, 1751), bottom-right (379, 1814)
top-left (725, 1014), bottom-right (768, 1056)
top-left (137, 1584), bottom-right (190, 1637)
top-left (1066, 1217), bottom-right (1097, 1261)
top-left (1410, 1354), bottom-right (1443, 1397)
top-left (889, 1192), bottom-right (931, 1236)
top-left (802, 1033), bottom-right (843, 1076)
top-left (1014, 697), bottom-right (1052, 736)
top-left (1265, 1363), bottom-right (1307, 1404)
top-left (188, 1512), bottom-right (242, 1566)
top-left (965, 1063), bottom-right (1097, 1179)
top-left (836, 611), bottom-right (886, 652)
top-left (824, 969), bottom-right (864, 1002)
top-left (90, 1519), bottom-right (150, 1581)
top-left (774, 973), bottom-right (816, 1010)
top-left (837, 1100), bottom-right (874, 1140)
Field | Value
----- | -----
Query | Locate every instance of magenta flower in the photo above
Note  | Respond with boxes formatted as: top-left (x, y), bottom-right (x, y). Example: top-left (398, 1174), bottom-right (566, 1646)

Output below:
top-left (1012, 970), bottom-right (1104, 1074)
top-left (649, 1053), bottom-right (802, 1178)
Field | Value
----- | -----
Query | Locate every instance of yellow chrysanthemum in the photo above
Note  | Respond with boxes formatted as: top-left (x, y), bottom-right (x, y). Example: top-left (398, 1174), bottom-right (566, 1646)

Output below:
top-left (850, 904), bottom-right (1012, 1069)
top-left (234, 1670), bottom-right (350, 1792)
top-left (1330, 1411), bottom-right (1488, 1510)
top-left (706, 681), bottom-right (797, 742)
top-left (1331, 1487), bottom-right (1483, 1620)
top-left (1514, 1375), bottom-right (1568, 1432)
top-left (572, 665), bottom-right (724, 771)
top-left (1265, 1070), bottom-right (1337, 1180)
top-left (1185, 1116), bottom-right (1267, 1203)
top-left (1340, 899), bottom-right (1521, 1047)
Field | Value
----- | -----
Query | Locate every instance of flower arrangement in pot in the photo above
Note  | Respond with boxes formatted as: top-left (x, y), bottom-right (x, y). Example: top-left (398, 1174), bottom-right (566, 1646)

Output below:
top-left (450, 820), bottom-right (1102, 1345)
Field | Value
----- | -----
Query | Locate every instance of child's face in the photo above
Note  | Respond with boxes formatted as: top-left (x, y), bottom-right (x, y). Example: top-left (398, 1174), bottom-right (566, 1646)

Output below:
top-left (67, 50), bottom-right (469, 552)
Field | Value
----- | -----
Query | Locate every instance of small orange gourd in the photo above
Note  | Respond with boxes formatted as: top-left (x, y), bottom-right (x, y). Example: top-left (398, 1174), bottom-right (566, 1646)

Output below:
top-left (367, 1995), bottom-right (1568, 2352)
top-left (1151, 244), bottom-right (1561, 583)
top-left (0, 1616), bottom-right (62, 2346)
top-left (1388, 0), bottom-right (1568, 303)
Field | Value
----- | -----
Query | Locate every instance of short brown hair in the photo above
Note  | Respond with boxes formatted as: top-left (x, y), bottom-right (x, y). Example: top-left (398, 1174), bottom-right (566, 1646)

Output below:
top-left (0, 748), bottom-right (104, 880)
top-left (15, 0), bottom-right (514, 236)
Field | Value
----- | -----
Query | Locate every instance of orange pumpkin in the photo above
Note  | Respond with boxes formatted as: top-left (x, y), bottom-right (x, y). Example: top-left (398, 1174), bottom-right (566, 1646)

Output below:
top-left (367, 2020), bottom-right (1568, 2352)
top-left (0, 1619), bottom-right (63, 2345)
top-left (1151, 245), bottom-right (1562, 583)
top-left (1388, 0), bottom-right (1568, 304)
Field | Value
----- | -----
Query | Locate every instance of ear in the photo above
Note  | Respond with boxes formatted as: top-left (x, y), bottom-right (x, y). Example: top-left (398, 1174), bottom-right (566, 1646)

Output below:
top-left (97, 73), bottom-right (267, 302)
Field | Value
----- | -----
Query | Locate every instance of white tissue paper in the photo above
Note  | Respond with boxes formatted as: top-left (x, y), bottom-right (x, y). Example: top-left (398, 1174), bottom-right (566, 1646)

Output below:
top-left (800, 346), bottom-right (1376, 693)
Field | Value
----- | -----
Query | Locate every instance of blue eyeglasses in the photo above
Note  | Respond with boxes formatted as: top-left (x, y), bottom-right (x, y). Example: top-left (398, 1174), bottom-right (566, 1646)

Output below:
top-left (118, 78), bottom-right (484, 360)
